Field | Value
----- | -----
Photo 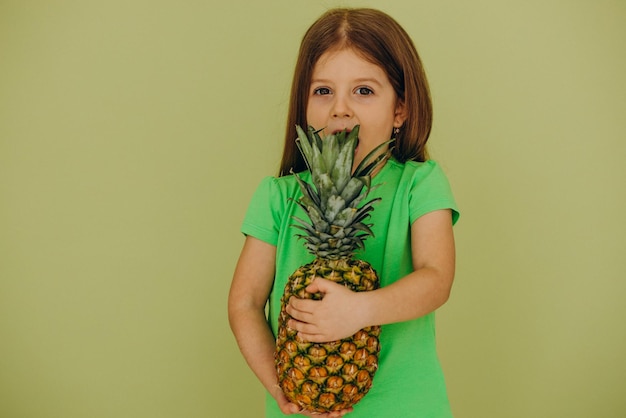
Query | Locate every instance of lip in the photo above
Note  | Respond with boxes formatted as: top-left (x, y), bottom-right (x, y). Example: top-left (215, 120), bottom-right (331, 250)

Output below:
top-left (329, 124), bottom-right (357, 134)
top-left (329, 128), bottom-right (359, 146)
top-left (327, 127), bottom-right (359, 152)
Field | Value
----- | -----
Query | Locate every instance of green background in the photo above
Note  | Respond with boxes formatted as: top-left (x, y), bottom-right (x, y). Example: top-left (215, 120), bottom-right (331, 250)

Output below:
top-left (1, 1), bottom-right (624, 417)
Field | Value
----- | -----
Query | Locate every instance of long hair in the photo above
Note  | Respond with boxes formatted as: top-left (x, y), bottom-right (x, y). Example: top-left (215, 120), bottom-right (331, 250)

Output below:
top-left (279, 8), bottom-right (433, 176)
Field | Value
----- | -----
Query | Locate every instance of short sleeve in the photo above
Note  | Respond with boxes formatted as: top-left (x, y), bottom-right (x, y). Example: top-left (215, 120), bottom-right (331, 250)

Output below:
top-left (241, 176), bottom-right (282, 246)
top-left (408, 161), bottom-right (460, 225)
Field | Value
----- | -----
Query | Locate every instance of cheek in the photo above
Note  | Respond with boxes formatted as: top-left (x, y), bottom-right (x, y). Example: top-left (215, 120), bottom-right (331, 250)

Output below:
top-left (305, 108), bottom-right (325, 131)
top-left (362, 120), bottom-right (395, 141)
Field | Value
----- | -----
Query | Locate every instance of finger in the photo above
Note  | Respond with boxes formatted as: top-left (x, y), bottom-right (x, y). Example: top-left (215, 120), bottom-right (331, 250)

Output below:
top-left (288, 318), bottom-right (319, 335)
top-left (297, 329), bottom-right (329, 343)
top-left (287, 314), bottom-right (313, 330)
top-left (286, 319), bottom-right (323, 342)
top-left (288, 296), bottom-right (318, 315)
top-left (285, 302), bottom-right (315, 323)
top-left (305, 277), bottom-right (331, 294)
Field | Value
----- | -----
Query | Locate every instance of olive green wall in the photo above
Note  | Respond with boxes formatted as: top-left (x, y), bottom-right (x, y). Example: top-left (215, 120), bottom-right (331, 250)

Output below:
top-left (1, 1), bottom-right (624, 417)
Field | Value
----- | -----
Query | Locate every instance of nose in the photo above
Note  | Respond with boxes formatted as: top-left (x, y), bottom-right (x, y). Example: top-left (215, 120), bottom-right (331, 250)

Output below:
top-left (331, 94), bottom-right (352, 119)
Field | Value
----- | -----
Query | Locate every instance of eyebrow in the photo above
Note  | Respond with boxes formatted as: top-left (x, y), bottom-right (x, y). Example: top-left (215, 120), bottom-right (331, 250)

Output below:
top-left (310, 78), bottom-right (384, 87)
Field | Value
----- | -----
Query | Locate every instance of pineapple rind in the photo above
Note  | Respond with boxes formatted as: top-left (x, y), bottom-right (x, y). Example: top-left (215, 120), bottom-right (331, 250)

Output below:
top-left (276, 258), bottom-right (381, 412)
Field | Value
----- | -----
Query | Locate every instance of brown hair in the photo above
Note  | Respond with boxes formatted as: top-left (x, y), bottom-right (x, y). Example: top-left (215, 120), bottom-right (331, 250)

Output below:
top-left (279, 8), bottom-right (433, 176)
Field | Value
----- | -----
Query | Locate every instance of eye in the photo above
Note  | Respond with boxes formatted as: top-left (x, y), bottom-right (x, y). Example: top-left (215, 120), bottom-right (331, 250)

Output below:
top-left (313, 87), bottom-right (331, 95)
top-left (355, 87), bottom-right (374, 96)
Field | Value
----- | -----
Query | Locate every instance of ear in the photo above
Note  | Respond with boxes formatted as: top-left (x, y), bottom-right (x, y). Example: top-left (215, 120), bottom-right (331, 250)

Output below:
top-left (394, 99), bottom-right (408, 127)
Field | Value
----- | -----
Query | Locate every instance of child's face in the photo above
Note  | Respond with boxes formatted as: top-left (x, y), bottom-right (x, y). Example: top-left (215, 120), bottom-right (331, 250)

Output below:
top-left (306, 47), bottom-right (406, 170)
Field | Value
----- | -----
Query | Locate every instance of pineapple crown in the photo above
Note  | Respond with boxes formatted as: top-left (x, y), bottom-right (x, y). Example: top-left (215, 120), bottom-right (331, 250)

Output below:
top-left (291, 125), bottom-right (393, 259)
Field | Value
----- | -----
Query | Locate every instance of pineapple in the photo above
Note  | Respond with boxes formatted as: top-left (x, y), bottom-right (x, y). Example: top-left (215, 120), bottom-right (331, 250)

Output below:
top-left (275, 125), bottom-right (392, 413)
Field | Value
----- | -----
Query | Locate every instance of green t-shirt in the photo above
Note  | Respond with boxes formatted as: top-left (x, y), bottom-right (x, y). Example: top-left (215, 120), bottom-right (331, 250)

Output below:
top-left (242, 158), bottom-right (460, 417)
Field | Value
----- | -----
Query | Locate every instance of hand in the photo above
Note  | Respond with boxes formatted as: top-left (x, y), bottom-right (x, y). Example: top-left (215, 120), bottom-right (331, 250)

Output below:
top-left (276, 389), bottom-right (352, 417)
top-left (286, 278), bottom-right (367, 342)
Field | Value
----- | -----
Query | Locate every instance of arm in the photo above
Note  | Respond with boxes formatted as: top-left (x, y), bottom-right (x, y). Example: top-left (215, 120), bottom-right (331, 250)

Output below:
top-left (286, 209), bottom-right (455, 341)
top-left (228, 236), bottom-right (282, 401)
top-left (228, 236), bottom-right (350, 417)
top-left (364, 208), bottom-right (456, 324)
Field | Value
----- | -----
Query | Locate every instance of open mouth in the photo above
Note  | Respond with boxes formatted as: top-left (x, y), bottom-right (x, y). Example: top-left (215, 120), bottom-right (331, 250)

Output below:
top-left (330, 128), bottom-right (359, 152)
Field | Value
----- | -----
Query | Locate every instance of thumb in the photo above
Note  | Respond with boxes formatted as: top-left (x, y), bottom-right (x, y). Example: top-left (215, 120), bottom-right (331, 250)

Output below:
top-left (306, 277), bottom-right (333, 294)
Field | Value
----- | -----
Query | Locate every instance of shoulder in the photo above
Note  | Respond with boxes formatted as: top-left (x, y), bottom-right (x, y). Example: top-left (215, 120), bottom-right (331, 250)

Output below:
top-left (398, 158), bottom-right (442, 174)
top-left (386, 159), bottom-right (459, 224)
top-left (247, 172), bottom-right (312, 215)
top-left (254, 172), bottom-right (309, 199)
top-left (385, 159), bottom-right (448, 184)
top-left (242, 174), bottom-right (306, 244)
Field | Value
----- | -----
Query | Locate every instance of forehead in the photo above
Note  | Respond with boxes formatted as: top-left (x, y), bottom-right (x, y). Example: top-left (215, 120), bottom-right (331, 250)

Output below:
top-left (311, 47), bottom-right (387, 79)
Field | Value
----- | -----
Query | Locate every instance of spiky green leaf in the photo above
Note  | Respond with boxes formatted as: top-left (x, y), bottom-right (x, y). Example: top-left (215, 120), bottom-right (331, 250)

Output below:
top-left (324, 195), bottom-right (346, 223)
top-left (353, 139), bottom-right (395, 177)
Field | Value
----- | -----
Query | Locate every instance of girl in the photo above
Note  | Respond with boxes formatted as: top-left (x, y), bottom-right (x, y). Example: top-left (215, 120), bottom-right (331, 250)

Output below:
top-left (229, 8), bottom-right (459, 418)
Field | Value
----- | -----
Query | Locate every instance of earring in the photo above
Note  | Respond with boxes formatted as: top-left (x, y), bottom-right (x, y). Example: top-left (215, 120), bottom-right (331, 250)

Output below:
top-left (393, 127), bottom-right (400, 135)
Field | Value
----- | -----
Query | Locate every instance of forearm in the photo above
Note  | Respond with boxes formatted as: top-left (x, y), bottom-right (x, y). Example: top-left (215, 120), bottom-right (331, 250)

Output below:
top-left (361, 266), bottom-right (453, 326)
top-left (229, 304), bottom-right (281, 398)
top-left (228, 236), bottom-right (282, 400)
top-left (361, 209), bottom-right (456, 326)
